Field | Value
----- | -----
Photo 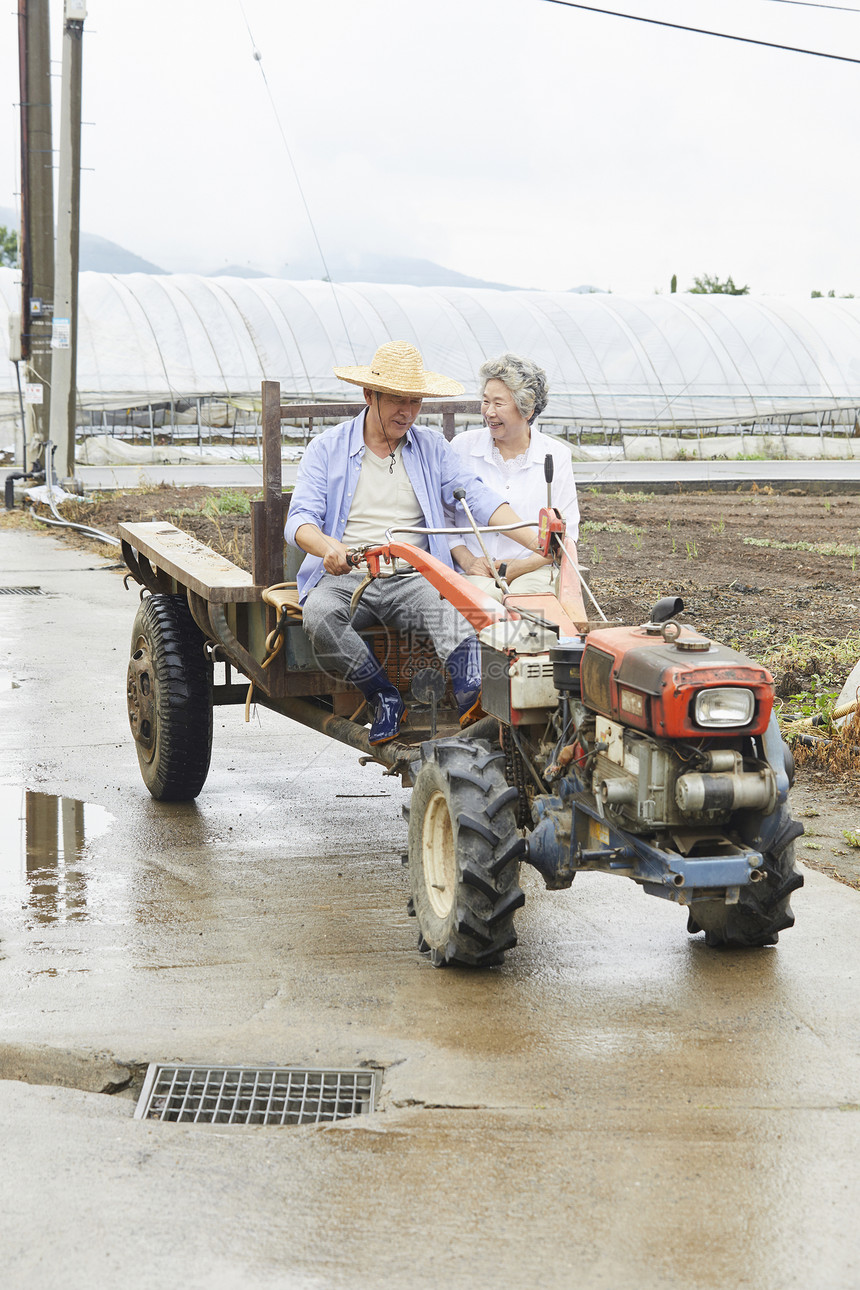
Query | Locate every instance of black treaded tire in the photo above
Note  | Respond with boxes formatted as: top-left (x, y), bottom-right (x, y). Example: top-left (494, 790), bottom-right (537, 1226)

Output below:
top-left (407, 737), bottom-right (525, 968)
top-left (686, 801), bottom-right (804, 947)
top-left (127, 594), bottom-right (213, 801)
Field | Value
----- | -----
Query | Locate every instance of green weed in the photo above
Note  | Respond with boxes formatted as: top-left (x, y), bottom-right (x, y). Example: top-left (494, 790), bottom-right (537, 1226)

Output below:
top-left (169, 488), bottom-right (262, 520)
top-left (581, 520), bottom-right (638, 535)
top-left (843, 829), bottom-right (860, 848)
top-left (781, 683), bottom-right (839, 724)
top-left (743, 536), bottom-right (860, 559)
top-left (201, 489), bottom-right (258, 517)
top-left (589, 488), bottom-right (656, 504)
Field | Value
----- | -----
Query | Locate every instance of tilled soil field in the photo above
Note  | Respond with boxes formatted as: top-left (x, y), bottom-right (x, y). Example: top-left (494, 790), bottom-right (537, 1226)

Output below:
top-left (4, 480), bottom-right (860, 888)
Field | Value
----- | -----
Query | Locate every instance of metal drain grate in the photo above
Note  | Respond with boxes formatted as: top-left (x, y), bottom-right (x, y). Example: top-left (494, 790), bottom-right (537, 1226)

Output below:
top-left (0, 586), bottom-right (43, 596)
top-left (135, 1064), bottom-right (378, 1125)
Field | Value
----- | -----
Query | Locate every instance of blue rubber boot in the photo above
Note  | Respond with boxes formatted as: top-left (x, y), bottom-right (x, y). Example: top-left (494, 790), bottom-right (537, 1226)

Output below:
top-left (352, 651), bottom-right (406, 745)
top-left (446, 636), bottom-right (485, 728)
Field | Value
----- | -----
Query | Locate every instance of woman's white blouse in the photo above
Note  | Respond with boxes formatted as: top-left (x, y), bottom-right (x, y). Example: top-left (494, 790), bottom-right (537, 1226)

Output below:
top-left (449, 426), bottom-right (580, 561)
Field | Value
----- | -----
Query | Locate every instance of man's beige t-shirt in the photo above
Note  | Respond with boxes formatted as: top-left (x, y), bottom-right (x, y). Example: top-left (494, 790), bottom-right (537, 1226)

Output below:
top-left (341, 443), bottom-right (428, 573)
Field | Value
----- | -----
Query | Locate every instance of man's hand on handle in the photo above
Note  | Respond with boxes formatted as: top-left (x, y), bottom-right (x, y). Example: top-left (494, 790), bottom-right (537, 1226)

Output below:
top-left (322, 539), bottom-right (354, 576)
top-left (294, 523), bottom-right (359, 577)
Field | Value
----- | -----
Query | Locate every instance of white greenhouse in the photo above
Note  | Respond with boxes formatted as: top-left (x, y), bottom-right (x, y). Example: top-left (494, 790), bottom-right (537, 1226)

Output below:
top-left (2, 268), bottom-right (860, 432)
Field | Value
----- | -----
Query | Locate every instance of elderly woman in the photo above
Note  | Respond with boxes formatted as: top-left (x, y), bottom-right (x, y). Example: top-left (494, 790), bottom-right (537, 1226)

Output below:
top-left (449, 353), bottom-right (579, 601)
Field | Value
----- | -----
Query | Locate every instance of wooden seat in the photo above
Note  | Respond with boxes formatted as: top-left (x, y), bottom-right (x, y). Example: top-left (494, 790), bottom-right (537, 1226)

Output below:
top-left (261, 582), bottom-right (303, 619)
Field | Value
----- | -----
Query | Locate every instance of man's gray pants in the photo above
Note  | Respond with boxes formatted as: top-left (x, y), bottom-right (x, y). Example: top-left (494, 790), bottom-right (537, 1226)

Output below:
top-left (301, 571), bottom-right (474, 682)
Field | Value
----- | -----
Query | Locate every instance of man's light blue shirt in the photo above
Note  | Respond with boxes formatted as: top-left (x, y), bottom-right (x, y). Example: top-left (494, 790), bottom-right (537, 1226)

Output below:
top-left (284, 409), bottom-right (506, 603)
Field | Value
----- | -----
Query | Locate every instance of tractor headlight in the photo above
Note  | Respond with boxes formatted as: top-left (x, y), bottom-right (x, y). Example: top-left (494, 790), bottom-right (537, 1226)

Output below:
top-left (694, 687), bottom-right (755, 728)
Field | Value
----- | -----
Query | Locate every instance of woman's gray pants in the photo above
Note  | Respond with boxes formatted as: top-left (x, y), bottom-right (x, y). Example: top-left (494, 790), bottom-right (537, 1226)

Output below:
top-left (301, 571), bottom-right (474, 683)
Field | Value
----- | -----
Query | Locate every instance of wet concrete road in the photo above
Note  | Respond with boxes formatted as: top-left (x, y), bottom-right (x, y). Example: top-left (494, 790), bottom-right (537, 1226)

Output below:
top-left (1, 527), bottom-right (859, 1289)
top-left (69, 454), bottom-right (860, 493)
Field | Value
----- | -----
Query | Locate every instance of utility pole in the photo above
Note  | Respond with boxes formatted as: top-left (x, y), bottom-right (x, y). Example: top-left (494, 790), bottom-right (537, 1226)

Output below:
top-left (50, 0), bottom-right (86, 483)
top-left (17, 0), bottom-right (54, 472)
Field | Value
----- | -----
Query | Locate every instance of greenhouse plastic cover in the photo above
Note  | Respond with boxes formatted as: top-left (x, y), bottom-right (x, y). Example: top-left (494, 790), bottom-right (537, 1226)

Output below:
top-left (3, 268), bottom-right (860, 426)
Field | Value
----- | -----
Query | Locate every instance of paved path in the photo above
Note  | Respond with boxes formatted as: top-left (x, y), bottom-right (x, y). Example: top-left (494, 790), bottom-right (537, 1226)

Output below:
top-left (61, 456), bottom-right (860, 492)
top-left (1, 527), bottom-right (859, 1289)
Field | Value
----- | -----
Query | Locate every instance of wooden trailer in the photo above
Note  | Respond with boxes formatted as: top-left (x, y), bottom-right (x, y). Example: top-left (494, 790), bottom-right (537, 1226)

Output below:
top-left (120, 381), bottom-right (489, 797)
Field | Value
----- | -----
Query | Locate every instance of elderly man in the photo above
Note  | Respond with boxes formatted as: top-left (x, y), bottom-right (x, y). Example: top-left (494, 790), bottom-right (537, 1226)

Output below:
top-left (285, 340), bottom-right (550, 744)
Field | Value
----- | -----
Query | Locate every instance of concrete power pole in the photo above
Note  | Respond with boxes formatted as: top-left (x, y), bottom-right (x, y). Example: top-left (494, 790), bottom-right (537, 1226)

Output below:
top-left (17, 0), bottom-right (55, 471)
top-left (50, 0), bottom-right (86, 483)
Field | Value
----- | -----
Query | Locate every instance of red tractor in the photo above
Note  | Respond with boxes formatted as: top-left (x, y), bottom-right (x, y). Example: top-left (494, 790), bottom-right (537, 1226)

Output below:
top-left (121, 383), bottom-right (803, 967)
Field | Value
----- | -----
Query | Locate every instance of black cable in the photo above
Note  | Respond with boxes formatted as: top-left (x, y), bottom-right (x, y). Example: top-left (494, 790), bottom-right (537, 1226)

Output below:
top-left (762, 0), bottom-right (860, 12)
top-left (235, 0), bottom-right (359, 361)
top-left (376, 392), bottom-right (398, 473)
top-left (537, 0), bottom-right (860, 63)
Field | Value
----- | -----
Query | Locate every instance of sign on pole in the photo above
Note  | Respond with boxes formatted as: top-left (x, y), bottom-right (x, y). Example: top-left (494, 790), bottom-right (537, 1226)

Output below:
top-left (51, 318), bottom-right (71, 349)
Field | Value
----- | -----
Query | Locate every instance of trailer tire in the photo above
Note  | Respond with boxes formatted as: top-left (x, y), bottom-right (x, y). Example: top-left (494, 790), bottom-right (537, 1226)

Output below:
top-left (127, 594), bottom-right (213, 801)
top-left (686, 801), bottom-right (804, 947)
top-left (408, 737), bottom-right (525, 968)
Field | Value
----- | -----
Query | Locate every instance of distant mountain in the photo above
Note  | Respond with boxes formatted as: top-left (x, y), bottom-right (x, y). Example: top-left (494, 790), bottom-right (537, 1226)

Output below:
top-left (210, 265), bottom-right (269, 278)
top-left (0, 205), bottom-right (165, 274)
top-left (274, 252), bottom-right (523, 291)
top-left (78, 232), bottom-right (164, 274)
top-left (1, 205), bottom-right (608, 291)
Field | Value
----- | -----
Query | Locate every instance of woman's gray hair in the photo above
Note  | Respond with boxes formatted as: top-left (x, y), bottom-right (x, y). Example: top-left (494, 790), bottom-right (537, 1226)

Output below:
top-left (478, 353), bottom-right (549, 424)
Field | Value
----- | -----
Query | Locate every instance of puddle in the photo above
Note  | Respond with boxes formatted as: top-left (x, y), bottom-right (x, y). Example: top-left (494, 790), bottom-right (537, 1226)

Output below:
top-left (0, 787), bottom-right (113, 924)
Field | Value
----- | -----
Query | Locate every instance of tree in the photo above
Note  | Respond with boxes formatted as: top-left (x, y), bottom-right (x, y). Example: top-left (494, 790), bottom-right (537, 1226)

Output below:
top-left (670, 273), bottom-right (677, 294)
top-left (688, 273), bottom-right (749, 295)
top-left (0, 225), bottom-right (18, 268)
top-left (811, 289), bottom-right (855, 299)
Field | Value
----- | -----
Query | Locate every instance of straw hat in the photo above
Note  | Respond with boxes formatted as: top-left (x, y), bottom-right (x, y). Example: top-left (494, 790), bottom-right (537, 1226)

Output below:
top-left (333, 341), bottom-right (464, 398)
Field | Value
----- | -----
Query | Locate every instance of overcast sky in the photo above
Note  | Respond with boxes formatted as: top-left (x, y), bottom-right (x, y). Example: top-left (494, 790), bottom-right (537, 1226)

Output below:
top-left (2, 0), bottom-right (859, 295)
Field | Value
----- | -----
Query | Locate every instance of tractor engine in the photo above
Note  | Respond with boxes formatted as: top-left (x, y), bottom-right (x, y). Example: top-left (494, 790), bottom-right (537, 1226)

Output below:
top-left (575, 622), bottom-right (777, 833)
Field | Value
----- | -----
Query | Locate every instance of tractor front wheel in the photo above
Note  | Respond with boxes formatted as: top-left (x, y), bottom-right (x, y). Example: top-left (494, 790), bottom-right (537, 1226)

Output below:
top-left (686, 801), bottom-right (804, 947)
top-left (408, 737), bottom-right (525, 967)
top-left (127, 594), bottom-right (213, 801)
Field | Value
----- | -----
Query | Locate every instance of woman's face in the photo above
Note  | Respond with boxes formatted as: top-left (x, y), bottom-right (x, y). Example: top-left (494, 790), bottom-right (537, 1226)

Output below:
top-left (481, 378), bottom-right (530, 444)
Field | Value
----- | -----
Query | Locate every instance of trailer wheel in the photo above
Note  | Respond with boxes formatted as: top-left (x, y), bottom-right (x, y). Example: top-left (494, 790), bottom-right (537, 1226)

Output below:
top-left (408, 737), bottom-right (525, 967)
top-left (127, 594), bottom-right (213, 801)
top-left (686, 801), bottom-right (804, 947)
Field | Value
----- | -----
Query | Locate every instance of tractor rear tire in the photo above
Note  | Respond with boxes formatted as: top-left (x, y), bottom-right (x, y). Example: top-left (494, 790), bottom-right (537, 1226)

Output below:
top-left (686, 801), bottom-right (804, 947)
top-left (408, 737), bottom-right (525, 967)
top-left (127, 594), bottom-right (213, 801)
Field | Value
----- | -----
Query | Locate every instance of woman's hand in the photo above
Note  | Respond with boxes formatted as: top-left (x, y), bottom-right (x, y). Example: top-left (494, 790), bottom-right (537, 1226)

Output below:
top-left (498, 557), bottom-right (532, 582)
top-left (453, 547), bottom-right (495, 577)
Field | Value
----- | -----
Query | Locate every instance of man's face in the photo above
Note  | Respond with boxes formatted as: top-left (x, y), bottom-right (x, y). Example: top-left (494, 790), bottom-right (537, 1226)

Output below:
top-left (364, 390), bottom-right (423, 442)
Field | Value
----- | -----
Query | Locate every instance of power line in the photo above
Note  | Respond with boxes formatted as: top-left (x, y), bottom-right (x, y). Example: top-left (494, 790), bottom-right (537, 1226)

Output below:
top-left (537, 0), bottom-right (860, 62)
top-left (761, 0), bottom-right (860, 12)
top-left (235, 0), bottom-right (358, 361)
